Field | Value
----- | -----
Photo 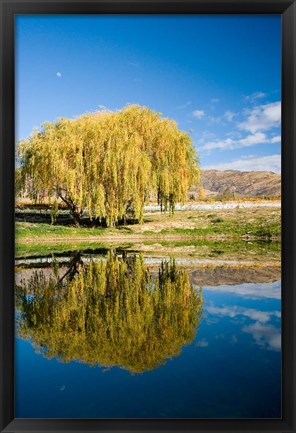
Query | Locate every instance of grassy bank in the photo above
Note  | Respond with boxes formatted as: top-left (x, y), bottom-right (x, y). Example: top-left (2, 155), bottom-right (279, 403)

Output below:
top-left (15, 237), bottom-right (280, 262)
top-left (15, 205), bottom-right (281, 262)
top-left (16, 205), bottom-right (281, 242)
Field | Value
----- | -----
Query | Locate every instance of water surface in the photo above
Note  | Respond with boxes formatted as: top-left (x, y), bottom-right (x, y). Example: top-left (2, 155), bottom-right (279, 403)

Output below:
top-left (15, 251), bottom-right (281, 418)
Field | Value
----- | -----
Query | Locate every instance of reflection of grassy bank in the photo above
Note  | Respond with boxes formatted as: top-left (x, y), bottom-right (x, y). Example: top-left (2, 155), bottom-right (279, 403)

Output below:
top-left (16, 261), bottom-right (281, 287)
top-left (16, 237), bottom-right (281, 264)
top-left (131, 240), bottom-right (281, 263)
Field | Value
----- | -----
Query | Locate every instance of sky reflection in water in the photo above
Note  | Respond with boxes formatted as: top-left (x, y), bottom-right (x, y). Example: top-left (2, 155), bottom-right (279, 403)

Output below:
top-left (15, 255), bottom-right (281, 419)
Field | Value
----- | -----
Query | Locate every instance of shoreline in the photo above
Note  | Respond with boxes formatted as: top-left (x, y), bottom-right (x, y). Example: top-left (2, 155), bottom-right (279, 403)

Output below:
top-left (17, 233), bottom-right (281, 244)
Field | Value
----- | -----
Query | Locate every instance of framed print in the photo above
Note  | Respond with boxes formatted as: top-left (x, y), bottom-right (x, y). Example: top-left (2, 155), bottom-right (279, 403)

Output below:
top-left (0, 0), bottom-right (295, 432)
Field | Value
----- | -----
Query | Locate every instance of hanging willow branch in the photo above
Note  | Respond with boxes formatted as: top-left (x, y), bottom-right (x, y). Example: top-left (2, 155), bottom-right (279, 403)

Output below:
top-left (17, 105), bottom-right (200, 227)
top-left (16, 253), bottom-right (203, 373)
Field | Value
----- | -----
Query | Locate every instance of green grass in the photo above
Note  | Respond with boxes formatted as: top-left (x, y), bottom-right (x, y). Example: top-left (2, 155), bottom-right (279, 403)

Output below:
top-left (15, 231), bottom-right (281, 260)
top-left (141, 238), bottom-right (281, 251)
top-left (15, 240), bottom-right (280, 261)
top-left (15, 222), bottom-right (132, 239)
top-left (158, 221), bottom-right (280, 238)
top-left (16, 206), bottom-right (281, 246)
top-left (16, 218), bottom-right (280, 241)
top-left (15, 241), bottom-right (132, 258)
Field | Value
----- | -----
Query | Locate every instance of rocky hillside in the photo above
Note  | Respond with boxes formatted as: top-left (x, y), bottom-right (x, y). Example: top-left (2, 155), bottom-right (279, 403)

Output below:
top-left (198, 170), bottom-right (281, 198)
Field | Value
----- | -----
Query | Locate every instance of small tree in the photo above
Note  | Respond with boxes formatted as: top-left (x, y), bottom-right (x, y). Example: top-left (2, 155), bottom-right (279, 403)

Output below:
top-left (198, 186), bottom-right (207, 201)
top-left (18, 105), bottom-right (200, 226)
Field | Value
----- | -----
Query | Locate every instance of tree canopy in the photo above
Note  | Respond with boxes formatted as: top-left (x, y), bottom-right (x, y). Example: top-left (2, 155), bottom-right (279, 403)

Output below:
top-left (16, 253), bottom-right (203, 373)
top-left (18, 105), bottom-right (200, 226)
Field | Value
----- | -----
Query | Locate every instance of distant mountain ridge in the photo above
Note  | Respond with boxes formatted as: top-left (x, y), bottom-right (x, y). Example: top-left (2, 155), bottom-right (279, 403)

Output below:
top-left (199, 169), bottom-right (281, 198)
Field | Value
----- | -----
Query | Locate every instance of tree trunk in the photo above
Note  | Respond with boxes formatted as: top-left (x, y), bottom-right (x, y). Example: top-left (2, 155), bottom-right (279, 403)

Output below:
top-left (71, 210), bottom-right (82, 227)
top-left (58, 194), bottom-right (82, 227)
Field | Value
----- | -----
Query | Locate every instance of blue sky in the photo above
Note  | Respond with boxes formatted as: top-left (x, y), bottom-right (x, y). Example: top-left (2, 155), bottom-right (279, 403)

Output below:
top-left (16, 15), bottom-right (281, 173)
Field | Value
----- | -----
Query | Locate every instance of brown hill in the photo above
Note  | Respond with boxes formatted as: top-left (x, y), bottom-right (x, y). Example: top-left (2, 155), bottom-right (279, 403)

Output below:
top-left (198, 169), bottom-right (281, 198)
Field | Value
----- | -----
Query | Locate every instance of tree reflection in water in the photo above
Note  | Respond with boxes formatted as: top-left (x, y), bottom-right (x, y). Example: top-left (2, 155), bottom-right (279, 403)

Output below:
top-left (16, 253), bottom-right (203, 373)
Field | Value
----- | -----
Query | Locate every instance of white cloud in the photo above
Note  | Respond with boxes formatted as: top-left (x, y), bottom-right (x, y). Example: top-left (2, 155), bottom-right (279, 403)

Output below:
top-left (238, 101), bottom-right (281, 133)
top-left (226, 131), bottom-right (243, 139)
top-left (224, 111), bottom-right (236, 122)
top-left (206, 306), bottom-right (281, 324)
top-left (196, 131), bottom-right (217, 145)
top-left (244, 91), bottom-right (266, 102)
top-left (243, 322), bottom-right (281, 351)
top-left (203, 154), bottom-right (281, 174)
top-left (197, 339), bottom-right (209, 347)
top-left (270, 135), bottom-right (281, 143)
top-left (128, 61), bottom-right (141, 68)
top-left (239, 132), bottom-right (268, 146)
top-left (208, 116), bottom-right (224, 125)
top-left (201, 137), bottom-right (235, 151)
top-left (56, 72), bottom-right (62, 78)
top-left (204, 281), bottom-right (281, 299)
top-left (193, 109), bottom-right (205, 119)
top-left (200, 131), bottom-right (280, 151)
top-left (201, 132), bottom-right (271, 151)
top-left (210, 98), bottom-right (220, 104)
top-left (177, 101), bottom-right (191, 109)
top-left (206, 301), bottom-right (281, 351)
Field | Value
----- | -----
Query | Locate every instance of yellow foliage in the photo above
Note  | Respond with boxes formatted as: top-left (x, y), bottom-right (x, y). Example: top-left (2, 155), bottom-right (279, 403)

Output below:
top-left (199, 186), bottom-right (207, 200)
top-left (18, 105), bottom-right (200, 226)
top-left (16, 253), bottom-right (203, 373)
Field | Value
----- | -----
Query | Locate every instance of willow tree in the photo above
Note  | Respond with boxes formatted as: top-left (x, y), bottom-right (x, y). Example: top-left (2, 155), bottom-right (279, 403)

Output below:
top-left (18, 105), bottom-right (200, 226)
top-left (16, 253), bottom-right (203, 373)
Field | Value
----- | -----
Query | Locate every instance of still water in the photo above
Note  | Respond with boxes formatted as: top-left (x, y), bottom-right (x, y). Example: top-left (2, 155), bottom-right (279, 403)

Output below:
top-left (15, 252), bottom-right (281, 419)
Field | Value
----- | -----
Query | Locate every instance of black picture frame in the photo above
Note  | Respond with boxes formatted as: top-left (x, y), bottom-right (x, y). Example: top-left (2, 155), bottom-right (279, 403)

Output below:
top-left (0, 0), bottom-right (295, 432)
